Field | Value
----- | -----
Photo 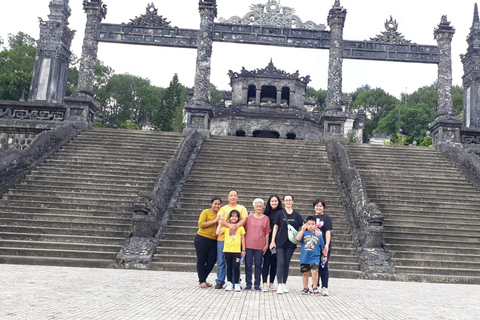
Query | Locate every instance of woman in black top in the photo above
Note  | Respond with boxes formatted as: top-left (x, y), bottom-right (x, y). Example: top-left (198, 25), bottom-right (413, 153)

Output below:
top-left (269, 194), bottom-right (304, 294)
top-left (261, 195), bottom-right (283, 291)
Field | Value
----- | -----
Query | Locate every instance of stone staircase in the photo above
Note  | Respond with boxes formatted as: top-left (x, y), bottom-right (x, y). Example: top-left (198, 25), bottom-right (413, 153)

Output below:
top-left (0, 128), bottom-right (184, 268)
top-left (347, 144), bottom-right (480, 284)
top-left (151, 135), bottom-right (361, 279)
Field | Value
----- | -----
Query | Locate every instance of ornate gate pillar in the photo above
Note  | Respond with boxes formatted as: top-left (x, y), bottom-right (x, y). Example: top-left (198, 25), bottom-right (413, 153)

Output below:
top-left (429, 16), bottom-right (463, 149)
top-left (184, 0), bottom-right (217, 136)
top-left (28, 0), bottom-right (75, 104)
top-left (74, 0), bottom-right (107, 99)
top-left (325, 0), bottom-right (347, 112)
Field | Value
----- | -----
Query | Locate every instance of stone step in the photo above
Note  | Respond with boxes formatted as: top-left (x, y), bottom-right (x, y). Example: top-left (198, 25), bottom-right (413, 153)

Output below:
top-left (374, 200), bottom-right (479, 210)
top-left (10, 184), bottom-right (143, 196)
top-left (19, 177), bottom-right (153, 188)
top-left (0, 218), bottom-right (130, 231)
top-left (39, 161), bottom-right (166, 171)
top-left (0, 212), bottom-right (131, 224)
top-left (386, 244), bottom-right (480, 255)
top-left (384, 217), bottom-right (480, 228)
top-left (0, 239), bottom-right (120, 252)
top-left (365, 184), bottom-right (479, 194)
top-left (393, 265), bottom-right (480, 277)
top-left (0, 247), bottom-right (118, 260)
top-left (384, 236), bottom-right (479, 248)
top-left (0, 255), bottom-right (118, 268)
top-left (2, 194), bottom-right (135, 207)
top-left (0, 205), bottom-right (131, 217)
top-left (5, 190), bottom-right (138, 201)
top-left (390, 250), bottom-right (480, 262)
top-left (0, 199), bottom-right (132, 212)
top-left (393, 273), bottom-right (480, 284)
top-left (52, 149), bottom-right (176, 160)
top-left (0, 225), bottom-right (128, 238)
top-left (0, 231), bottom-right (125, 245)
top-left (383, 230), bottom-right (480, 242)
top-left (26, 170), bottom-right (155, 184)
top-left (29, 168), bottom-right (158, 179)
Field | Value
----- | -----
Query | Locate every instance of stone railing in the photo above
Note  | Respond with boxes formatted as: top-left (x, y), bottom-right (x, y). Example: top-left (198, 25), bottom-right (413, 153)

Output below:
top-left (0, 124), bottom-right (78, 197)
top-left (116, 130), bottom-right (204, 269)
top-left (325, 139), bottom-right (394, 279)
top-left (441, 144), bottom-right (480, 191)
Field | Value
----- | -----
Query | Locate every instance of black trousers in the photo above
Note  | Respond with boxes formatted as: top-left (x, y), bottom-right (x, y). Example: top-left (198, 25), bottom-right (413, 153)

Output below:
top-left (262, 248), bottom-right (277, 284)
top-left (276, 246), bottom-right (296, 284)
top-left (194, 234), bottom-right (217, 283)
top-left (224, 252), bottom-right (241, 284)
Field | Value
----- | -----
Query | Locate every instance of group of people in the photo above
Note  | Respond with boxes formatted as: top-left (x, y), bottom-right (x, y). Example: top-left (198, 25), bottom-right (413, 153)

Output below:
top-left (194, 189), bottom-right (332, 296)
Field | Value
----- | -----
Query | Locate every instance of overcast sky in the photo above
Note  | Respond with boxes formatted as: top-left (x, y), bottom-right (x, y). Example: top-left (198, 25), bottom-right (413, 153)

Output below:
top-left (0, 0), bottom-right (477, 98)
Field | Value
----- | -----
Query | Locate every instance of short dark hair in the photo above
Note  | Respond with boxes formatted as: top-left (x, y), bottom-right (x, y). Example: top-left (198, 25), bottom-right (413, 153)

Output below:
top-left (313, 198), bottom-right (326, 209)
top-left (211, 196), bottom-right (222, 204)
top-left (228, 209), bottom-right (240, 222)
top-left (228, 189), bottom-right (238, 196)
top-left (306, 216), bottom-right (316, 223)
top-left (284, 194), bottom-right (294, 201)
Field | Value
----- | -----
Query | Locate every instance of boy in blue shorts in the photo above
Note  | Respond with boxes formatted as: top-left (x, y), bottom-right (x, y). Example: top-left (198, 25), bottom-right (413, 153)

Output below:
top-left (296, 216), bottom-right (325, 296)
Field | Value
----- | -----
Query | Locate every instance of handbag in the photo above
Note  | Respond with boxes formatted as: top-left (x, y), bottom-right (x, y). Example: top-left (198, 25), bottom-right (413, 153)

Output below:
top-left (283, 210), bottom-right (300, 245)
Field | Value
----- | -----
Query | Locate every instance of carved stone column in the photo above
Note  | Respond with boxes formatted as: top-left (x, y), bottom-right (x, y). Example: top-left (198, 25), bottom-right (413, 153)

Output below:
top-left (28, 0), bottom-right (75, 103)
top-left (276, 89), bottom-right (282, 106)
top-left (74, 0), bottom-right (107, 98)
top-left (256, 88), bottom-right (261, 105)
top-left (429, 16), bottom-right (463, 149)
top-left (183, 0), bottom-right (216, 136)
top-left (191, 0), bottom-right (217, 104)
top-left (461, 4), bottom-right (480, 128)
top-left (325, 0), bottom-right (347, 111)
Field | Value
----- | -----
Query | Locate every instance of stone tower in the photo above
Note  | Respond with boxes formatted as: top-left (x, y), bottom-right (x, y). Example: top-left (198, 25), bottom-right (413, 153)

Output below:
top-left (28, 0), bottom-right (75, 103)
top-left (461, 3), bottom-right (480, 127)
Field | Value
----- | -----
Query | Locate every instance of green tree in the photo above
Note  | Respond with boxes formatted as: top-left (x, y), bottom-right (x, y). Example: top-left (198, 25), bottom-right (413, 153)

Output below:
top-left (0, 32), bottom-right (36, 100)
top-left (305, 87), bottom-right (327, 109)
top-left (100, 74), bottom-right (151, 127)
top-left (153, 74), bottom-right (187, 132)
top-left (349, 86), bottom-right (399, 142)
top-left (375, 102), bottom-right (435, 144)
top-left (210, 83), bottom-right (223, 105)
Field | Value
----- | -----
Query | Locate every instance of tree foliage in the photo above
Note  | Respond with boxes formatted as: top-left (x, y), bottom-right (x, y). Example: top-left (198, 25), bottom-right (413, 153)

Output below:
top-left (305, 87), bottom-right (327, 109)
top-left (153, 74), bottom-right (187, 132)
top-left (349, 86), bottom-right (399, 142)
top-left (0, 32), bottom-right (36, 100)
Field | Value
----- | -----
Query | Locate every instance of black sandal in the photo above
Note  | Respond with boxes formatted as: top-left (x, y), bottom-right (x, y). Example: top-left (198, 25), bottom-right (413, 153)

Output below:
top-left (313, 287), bottom-right (320, 296)
top-left (300, 288), bottom-right (310, 294)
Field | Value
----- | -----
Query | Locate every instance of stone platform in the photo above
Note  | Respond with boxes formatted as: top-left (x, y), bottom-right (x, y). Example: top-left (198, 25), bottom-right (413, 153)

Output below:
top-left (0, 264), bottom-right (478, 319)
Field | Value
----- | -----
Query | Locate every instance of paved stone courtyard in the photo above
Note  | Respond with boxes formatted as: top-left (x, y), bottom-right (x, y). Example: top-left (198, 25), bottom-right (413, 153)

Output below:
top-left (0, 264), bottom-right (478, 319)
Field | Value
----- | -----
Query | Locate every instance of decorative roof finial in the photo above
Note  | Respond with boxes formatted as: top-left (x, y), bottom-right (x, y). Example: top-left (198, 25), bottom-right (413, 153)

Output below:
top-left (475, 3), bottom-right (479, 23)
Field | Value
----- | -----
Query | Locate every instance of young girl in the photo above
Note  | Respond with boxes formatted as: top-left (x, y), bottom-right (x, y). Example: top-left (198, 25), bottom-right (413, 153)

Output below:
top-left (216, 209), bottom-right (246, 292)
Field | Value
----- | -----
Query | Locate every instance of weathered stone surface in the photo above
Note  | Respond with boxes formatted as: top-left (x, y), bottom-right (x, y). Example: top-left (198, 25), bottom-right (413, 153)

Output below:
top-left (117, 131), bottom-right (204, 268)
top-left (441, 144), bottom-right (480, 190)
top-left (325, 139), bottom-right (394, 278)
top-left (74, 0), bottom-right (107, 98)
top-left (217, 0), bottom-right (326, 30)
top-left (0, 124), bottom-right (77, 196)
top-left (29, 0), bottom-right (75, 103)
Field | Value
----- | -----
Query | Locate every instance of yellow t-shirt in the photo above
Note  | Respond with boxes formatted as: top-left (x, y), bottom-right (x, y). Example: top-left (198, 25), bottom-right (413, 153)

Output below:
top-left (222, 226), bottom-right (246, 253)
top-left (197, 209), bottom-right (218, 240)
top-left (216, 204), bottom-right (248, 241)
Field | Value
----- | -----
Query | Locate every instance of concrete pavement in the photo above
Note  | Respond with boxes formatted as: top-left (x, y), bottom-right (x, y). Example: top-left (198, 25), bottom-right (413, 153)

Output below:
top-left (0, 264), bottom-right (478, 319)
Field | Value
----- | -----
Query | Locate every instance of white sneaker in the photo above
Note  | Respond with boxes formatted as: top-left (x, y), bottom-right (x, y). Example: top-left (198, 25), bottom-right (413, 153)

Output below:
top-left (322, 287), bottom-right (329, 296)
top-left (282, 283), bottom-right (289, 293)
top-left (276, 285), bottom-right (283, 294)
top-left (234, 284), bottom-right (241, 292)
top-left (225, 281), bottom-right (233, 291)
